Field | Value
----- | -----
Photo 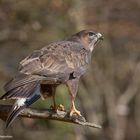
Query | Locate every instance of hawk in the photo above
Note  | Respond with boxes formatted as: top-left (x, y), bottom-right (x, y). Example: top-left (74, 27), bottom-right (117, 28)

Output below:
top-left (0, 29), bottom-right (103, 128)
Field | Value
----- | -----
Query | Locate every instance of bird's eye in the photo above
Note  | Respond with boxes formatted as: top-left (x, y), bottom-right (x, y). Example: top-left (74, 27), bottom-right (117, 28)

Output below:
top-left (88, 32), bottom-right (95, 37)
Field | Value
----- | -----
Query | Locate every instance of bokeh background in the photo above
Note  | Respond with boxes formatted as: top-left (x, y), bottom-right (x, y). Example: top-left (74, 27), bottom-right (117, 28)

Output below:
top-left (0, 0), bottom-right (140, 140)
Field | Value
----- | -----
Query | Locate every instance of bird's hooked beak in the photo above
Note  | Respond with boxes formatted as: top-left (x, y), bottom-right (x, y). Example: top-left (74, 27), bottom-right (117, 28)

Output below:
top-left (93, 33), bottom-right (104, 45)
top-left (96, 33), bottom-right (104, 40)
top-left (89, 32), bottom-right (103, 51)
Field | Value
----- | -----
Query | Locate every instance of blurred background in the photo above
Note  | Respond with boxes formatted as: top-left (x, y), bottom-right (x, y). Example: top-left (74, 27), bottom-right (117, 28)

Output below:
top-left (0, 0), bottom-right (140, 140)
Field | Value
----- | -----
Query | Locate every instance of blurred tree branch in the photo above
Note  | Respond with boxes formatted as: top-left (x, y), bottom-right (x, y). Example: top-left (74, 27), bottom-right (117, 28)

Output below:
top-left (114, 63), bottom-right (140, 140)
top-left (0, 104), bottom-right (101, 129)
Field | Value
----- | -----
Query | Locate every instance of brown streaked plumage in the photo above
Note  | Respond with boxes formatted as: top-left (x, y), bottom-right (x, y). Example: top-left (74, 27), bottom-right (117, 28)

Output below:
top-left (0, 29), bottom-right (103, 128)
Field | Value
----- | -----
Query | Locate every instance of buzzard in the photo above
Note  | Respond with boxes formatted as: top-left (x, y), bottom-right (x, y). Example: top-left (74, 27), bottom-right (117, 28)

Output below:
top-left (0, 29), bottom-right (103, 128)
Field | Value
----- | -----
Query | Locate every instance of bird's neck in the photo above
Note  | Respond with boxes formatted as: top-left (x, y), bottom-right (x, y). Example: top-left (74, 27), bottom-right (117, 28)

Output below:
top-left (67, 36), bottom-right (92, 52)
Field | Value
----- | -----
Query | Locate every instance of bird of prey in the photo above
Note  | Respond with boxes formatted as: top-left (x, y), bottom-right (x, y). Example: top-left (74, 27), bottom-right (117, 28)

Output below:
top-left (0, 29), bottom-right (103, 128)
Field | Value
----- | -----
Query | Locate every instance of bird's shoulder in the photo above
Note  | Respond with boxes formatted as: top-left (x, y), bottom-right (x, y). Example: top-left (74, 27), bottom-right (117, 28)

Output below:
top-left (41, 40), bottom-right (85, 54)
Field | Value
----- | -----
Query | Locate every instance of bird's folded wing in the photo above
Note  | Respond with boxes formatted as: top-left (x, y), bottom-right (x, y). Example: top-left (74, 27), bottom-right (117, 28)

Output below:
top-left (19, 41), bottom-right (88, 77)
top-left (4, 41), bottom-right (89, 93)
top-left (2, 81), bottom-right (40, 99)
top-left (4, 74), bottom-right (45, 92)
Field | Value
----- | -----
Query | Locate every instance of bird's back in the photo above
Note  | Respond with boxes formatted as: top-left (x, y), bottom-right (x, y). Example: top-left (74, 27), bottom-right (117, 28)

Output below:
top-left (19, 41), bottom-right (90, 78)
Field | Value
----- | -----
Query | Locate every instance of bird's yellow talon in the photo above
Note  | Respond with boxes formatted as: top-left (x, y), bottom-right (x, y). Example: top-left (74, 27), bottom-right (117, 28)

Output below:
top-left (50, 104), bottom-right (65, 111)
top-left (58, 104), bottom-right (65, 111)
top-left (70, 108), bottom-right (81, 117)
top-left (70, 110), bottom-right (81, 116)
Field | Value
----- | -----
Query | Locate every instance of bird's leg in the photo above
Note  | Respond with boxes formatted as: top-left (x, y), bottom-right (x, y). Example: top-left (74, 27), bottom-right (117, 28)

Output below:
top-left (52, 92), bottom-right (56, 110)
top-left (50, 86), bottom-right (57, 111)
top-left (70, 96), bottom-right (81, 116)
top-left (67, 79), bottom-right (81, 116)
top-left (51, 86), bottom-right (65, 111)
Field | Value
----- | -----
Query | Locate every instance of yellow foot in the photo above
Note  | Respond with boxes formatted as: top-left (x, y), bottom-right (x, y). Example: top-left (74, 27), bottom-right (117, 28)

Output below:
top-left (70, 108), bottom-right (82, 117)
top-left (50, 104), bottom-right (65, 111)
top-left (58, 104), bottom-right (65, 111)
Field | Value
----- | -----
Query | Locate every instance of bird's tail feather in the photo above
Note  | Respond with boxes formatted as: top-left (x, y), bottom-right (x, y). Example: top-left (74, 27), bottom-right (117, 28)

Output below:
top-left (4, 82), bottom-right (41, 128)
top-left (6, 105), bottom-right (25, 128)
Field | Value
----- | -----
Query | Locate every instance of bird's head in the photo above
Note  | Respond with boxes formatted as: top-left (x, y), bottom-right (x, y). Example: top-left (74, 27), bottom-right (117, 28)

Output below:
top-left (71, 29), bottom-right (103, 52)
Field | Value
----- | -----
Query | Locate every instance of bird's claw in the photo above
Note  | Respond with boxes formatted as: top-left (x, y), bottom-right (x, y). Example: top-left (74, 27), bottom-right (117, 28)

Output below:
top-left (50, 104), bottom-right (65, 112)
top-left (70, 108), bottom-right (82, 117)
top-left (58, 104), bottom-right (65, 111)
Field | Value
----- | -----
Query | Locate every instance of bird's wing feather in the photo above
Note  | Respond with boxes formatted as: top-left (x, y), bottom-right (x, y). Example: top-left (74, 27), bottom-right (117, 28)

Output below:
top-left (3, 41), bottom-right (89, 94)
top-left (19, 41), bottom-right (89, 78)
top-left (4, 74), bottom-right (46, 92)
top-left (1, 81), bottom-right (40, 100)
